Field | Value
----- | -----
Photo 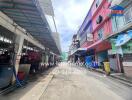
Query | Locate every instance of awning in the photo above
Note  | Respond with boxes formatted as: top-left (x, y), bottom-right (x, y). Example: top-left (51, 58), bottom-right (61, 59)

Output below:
top-left (38, 0), bottom-right (54, 16)
top-left (77, 48), bottom-right (87, 56)
top-left (127, 30), bottom-right (132, 38)
top-left (77, 48), bottom-right (87, 51)
top-left (87, 40), bottom-right (102, 50)
top-left (71, 40), bottom-right (111, 55)
top-left (115, 31), bottom-right (132, 47)
top-left (87, 40), bottom-right (111, 52)
top-left (70, 47), bottom-right (87, 56)
top-left (0, 0), bottom-right (60, 54)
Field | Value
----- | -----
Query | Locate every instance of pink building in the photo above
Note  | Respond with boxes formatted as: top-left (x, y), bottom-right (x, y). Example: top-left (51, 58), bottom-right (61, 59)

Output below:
top-left (86, 0), bottom-right (112, 68)
top-left (75, 0), bottom-right (129, 73)
top-left (88, 0), bottom-right (112, 52)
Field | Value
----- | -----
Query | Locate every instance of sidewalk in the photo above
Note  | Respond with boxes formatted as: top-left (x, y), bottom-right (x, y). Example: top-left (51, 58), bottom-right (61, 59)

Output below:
top-left (91, 68), bottom-right (132, 86)
top-left (0, 68), bottom-right (55, 100)
top-left (67, 63), bottom-right (132, 86)
top-left (110, 73), bottom-right (132, 84)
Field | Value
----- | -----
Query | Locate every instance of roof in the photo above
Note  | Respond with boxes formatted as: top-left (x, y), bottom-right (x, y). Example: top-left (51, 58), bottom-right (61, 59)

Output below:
top-left (0, 0), bottom-right (60, 54)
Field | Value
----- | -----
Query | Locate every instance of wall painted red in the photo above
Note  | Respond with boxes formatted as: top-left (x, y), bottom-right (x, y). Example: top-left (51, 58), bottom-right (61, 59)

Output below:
top-left (81, 41), bottom-right (93, 48)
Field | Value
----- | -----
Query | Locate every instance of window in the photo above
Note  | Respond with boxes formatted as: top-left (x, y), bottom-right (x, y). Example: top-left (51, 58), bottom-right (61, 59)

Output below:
top-left (116, 16), bottom-right (125, 29)
top-left (124, 7), bottom-right (132, 23)
top-left (98, 28), bottom-right (104, 40)
top-left (86, 25), bottom-right (92, 34)
top-left (80, 34), bottom-right (87, 46)
top-left (111, 16), bottom-right (125, 32)
top-left (96, 15), bottom-right (103, 24)
top-left (96, 0), bottom-right (102, 8)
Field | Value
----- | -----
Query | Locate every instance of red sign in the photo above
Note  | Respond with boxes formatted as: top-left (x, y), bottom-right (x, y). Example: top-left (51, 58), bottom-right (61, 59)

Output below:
top-left (111, 10), bottom-right (124, 15)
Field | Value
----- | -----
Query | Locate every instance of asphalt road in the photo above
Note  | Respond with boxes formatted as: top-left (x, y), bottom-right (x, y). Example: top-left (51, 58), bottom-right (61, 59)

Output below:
top-left (40, 62), bottom-right (132, 100)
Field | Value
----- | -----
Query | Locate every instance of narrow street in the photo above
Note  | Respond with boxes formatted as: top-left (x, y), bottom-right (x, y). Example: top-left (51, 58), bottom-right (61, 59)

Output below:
top-left (39, 63), bottom-right (132, 100)
top-left (2, 62), bottom-right (132, 100)
top-left (0, 0), bottom-right (132, 100)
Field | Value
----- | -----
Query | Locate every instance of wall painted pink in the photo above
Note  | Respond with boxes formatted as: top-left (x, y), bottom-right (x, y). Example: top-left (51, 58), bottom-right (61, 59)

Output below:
top-left (91, 0), bottom-right (112, 41)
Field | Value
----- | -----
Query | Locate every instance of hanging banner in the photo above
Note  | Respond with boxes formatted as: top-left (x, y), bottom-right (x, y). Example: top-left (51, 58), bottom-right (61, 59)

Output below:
top-left (115, 34), bottom-right (131, 47)
top-left (111, 10), bottom-right (124, 16)
top-left (127, 30), bottom-right (132, 38)
top-left (110, 5), bottom-right (124, 16)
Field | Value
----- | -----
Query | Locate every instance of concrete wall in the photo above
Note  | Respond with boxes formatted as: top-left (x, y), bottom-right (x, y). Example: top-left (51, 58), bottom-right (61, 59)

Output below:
top-left (92, 0), bottom-right (112, 33)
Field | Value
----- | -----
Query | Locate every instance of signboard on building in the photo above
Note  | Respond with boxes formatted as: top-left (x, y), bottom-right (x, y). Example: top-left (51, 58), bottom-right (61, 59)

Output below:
top-left (110, 5), bottom-right (124, 16)
top-left (115, 34), bottom-right (131, 47)
top-left (87, 33), bottom-right (93, 41)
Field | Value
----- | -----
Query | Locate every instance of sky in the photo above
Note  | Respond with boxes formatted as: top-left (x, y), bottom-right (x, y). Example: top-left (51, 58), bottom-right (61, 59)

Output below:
top-left (51, 0), bottom-right (94, 52)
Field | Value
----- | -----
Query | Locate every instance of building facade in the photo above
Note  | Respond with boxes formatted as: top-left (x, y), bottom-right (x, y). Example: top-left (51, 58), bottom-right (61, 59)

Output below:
top-left (70, 0), bottom-right (132, 77)
top-left (108, 0), bottom-right (132, 77)
top-left (68, 34), bottom-right (80, 63)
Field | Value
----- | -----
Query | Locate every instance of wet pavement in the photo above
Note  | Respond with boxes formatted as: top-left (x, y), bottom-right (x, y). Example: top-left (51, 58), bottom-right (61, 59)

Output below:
top-left (1, 62), bottom-right (132, 100)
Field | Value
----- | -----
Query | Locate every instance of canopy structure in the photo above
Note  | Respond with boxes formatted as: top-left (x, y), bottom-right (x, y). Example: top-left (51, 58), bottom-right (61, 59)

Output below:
top-left (87, 40), bottom-right (111, 52)
top-left (70, 47), bottom-right (87, 56)
top-left (0, 0), bottom-right (61, 54)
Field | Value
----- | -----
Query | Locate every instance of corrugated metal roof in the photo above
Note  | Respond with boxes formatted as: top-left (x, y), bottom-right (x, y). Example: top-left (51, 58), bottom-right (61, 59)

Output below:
top-left (38, 0), bottom-right (54, 16)
top-left (0, 0), bottom-right (60, 54)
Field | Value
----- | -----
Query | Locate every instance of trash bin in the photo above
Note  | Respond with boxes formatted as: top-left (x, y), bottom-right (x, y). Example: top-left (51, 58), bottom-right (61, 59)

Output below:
top-left (103, 62), bottom-right (110, 75)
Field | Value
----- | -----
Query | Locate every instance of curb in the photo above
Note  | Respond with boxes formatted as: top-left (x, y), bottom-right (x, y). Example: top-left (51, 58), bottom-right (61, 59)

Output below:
top-left (92, 69), bottom-right (105, 74)
top-left (0, 85), bottom-right (17, 95)
top-left (92, 68), bottom-right (132, 86)
top-left (39, 74), bottom-right (54, 100)
top-left (110, 75), bottom-right (132, 85)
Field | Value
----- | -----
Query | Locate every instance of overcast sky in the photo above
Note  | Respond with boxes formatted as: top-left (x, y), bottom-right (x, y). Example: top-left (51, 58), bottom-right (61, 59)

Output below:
top-left (52, 0), bottom-right (94, 52)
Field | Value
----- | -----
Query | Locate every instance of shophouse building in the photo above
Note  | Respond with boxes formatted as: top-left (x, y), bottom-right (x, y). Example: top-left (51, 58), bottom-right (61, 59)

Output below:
top-left (68, 34), bottom-right (80, 63)
top-left (78, 10), bottom-right (93, 48)
top-left (70, 0), bottom-right (112, 67)
top-left (69, 0), bottom-right (132, 77)
top-left (90, 0), bottom-right (112, 68)
top-left (107, 0), bottom-right (132, 77)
